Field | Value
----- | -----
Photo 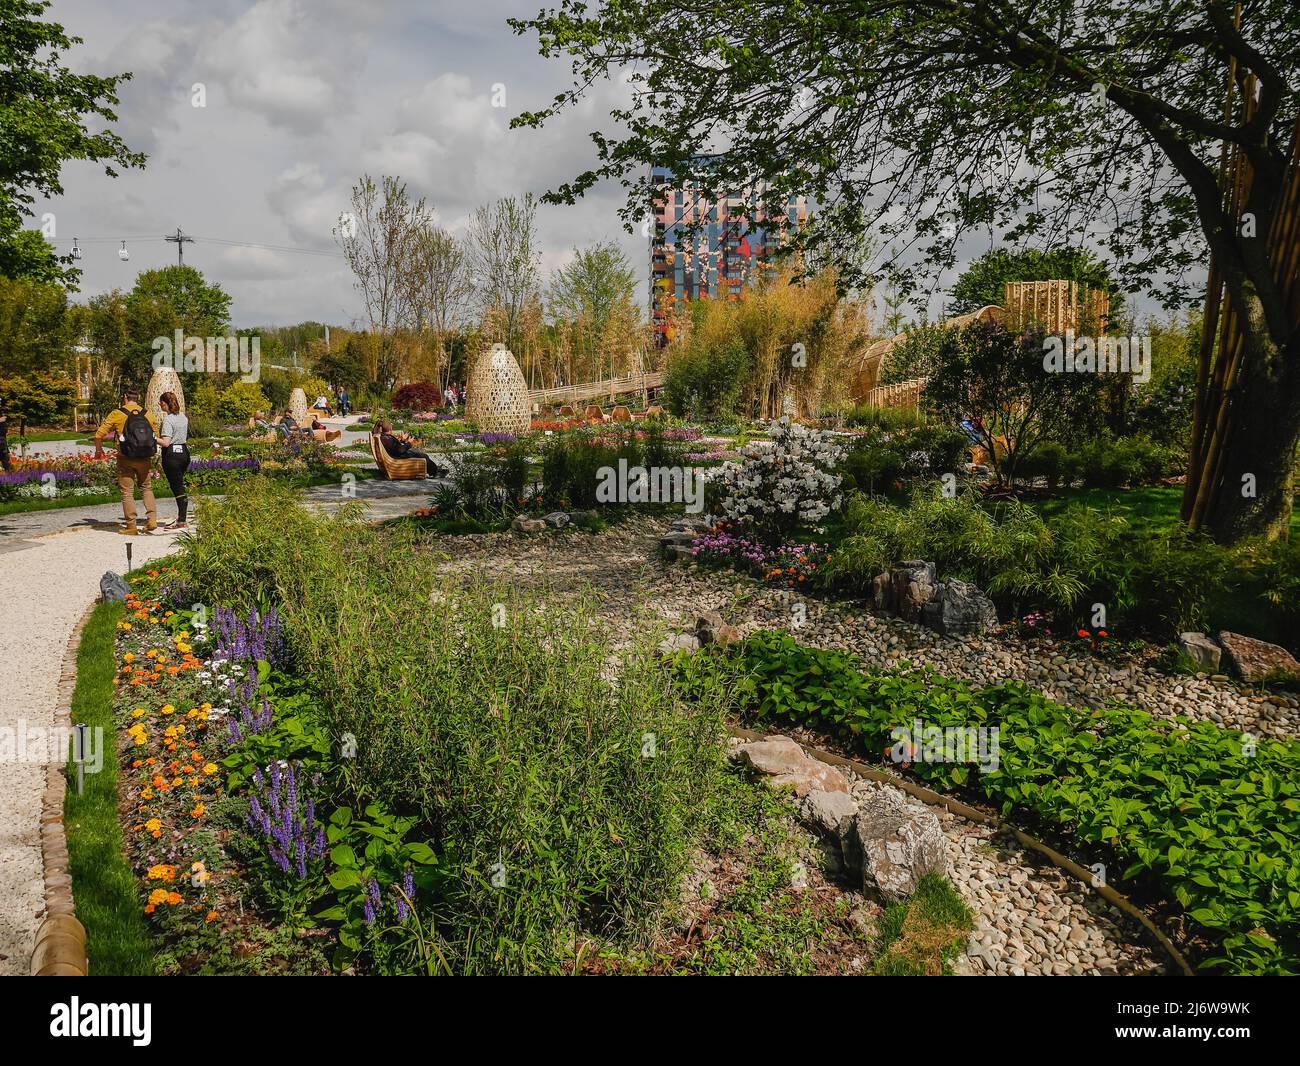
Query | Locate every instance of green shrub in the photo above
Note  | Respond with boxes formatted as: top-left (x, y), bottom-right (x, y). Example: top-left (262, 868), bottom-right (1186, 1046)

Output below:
top-left (838, 424), bottom-right (970, 495)
top-left (217, 381), bottom-right (272, 421)
top-left (822, 488), bottom-right (1123, 617)
top-left (664, 340), bottom-right (751, 419)
top-left (1072, 434), bottom-right (1177, 489)
top-left (680, 631), bottom-right (1300, 975)
top-left (539, 425), bottom-right (685, 511)
top-left (1016, 442), bottom-right (1069, 490)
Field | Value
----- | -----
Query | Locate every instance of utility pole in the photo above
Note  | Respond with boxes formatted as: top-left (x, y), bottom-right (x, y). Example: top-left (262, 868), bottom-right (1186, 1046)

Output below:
top-left (164, 227), bottom-right (194, 266)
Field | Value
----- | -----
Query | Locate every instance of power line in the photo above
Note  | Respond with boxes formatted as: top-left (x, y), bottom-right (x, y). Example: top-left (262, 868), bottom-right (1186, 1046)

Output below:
top-left (46, 232), bottom-right (345, 261)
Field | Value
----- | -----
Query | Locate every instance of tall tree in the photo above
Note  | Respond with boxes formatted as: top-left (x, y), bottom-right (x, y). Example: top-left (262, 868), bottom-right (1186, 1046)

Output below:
top-left (949, 247), bottom-right (1122, 320)
top-left (513, 1), bottom-right (1300, 542)
top-left (467, 194), bottom-right (541, 352)
top-left (0, 0), bottom-right (145, 284)
top-left (335, 175), bottom-right (430, 391)
top-left (406, 224), bottom-right (472, 387)
top-left (546, 240), bottom-right (638, 378)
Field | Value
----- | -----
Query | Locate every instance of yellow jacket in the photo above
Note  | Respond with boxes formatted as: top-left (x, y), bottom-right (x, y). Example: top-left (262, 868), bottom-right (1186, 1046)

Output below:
top-left (94, 403), bottom-right (159, 449)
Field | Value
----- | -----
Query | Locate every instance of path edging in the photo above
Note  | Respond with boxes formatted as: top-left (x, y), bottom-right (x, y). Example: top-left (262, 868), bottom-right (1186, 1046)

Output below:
top-left (31, 603), bottom-right (95, 976)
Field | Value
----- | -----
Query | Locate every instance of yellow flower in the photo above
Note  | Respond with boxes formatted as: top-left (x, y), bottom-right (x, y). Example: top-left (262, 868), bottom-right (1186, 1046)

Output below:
top-left (202, 763), bottom-right (219, 776)
top-left (132, 708), bottom-right (145, 718)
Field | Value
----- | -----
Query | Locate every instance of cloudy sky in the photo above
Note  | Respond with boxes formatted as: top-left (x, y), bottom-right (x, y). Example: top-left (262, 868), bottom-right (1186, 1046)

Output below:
top-left (37, 0), bottom-right (648, 328)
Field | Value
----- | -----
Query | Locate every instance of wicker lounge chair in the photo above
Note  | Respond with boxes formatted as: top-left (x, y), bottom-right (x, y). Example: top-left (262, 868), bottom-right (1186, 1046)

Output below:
top-left (370, 431), bottom-right (428, 480)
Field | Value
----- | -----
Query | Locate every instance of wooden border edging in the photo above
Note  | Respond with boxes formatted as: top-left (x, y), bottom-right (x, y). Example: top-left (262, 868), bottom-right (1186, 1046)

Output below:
top-left (730, 725), bottom-right (1196, 976)
top-left (32, 603), bottom-right (95, 976)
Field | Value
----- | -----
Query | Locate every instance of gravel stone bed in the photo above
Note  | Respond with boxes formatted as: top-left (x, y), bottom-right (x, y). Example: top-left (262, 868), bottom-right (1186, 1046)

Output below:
top-left (427, 516), bottom-right (1229, 973)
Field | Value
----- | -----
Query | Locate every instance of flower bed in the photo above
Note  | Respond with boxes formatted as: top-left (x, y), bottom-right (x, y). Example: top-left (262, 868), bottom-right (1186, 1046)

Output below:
top-left (97, 480), bottom-right (729, 975)
top-left (689, 524), bottom-right (831, 588)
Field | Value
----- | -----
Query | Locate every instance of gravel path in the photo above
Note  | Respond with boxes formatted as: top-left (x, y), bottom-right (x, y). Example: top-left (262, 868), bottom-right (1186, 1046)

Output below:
top-left (0, 526), bottom-right (183, 975)
top-left (426, 516), bottom-right (1286, 974)
top-left (0, 453), bottom-right (436, 975)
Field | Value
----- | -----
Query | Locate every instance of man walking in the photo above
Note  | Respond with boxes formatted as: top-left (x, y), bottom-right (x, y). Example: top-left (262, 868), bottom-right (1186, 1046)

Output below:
top-left (94, 389), bottom-right (159, 535)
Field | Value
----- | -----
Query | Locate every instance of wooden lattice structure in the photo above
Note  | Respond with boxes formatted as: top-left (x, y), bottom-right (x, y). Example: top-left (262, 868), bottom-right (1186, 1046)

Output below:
top-left (1003, 280), bottom-right (1109, 334)
top-left (851, 305), bottom-right (1001, 402)
top-left (466, 344), bottom-right (532, 435)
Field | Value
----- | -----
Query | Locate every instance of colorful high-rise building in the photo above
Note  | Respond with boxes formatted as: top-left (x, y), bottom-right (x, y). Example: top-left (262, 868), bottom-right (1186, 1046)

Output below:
top-left (649, 162), bottom-right (808, 347)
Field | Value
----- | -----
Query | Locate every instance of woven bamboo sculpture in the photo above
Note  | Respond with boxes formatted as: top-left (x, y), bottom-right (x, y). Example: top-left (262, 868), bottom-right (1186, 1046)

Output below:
top-left (466, 344), bottom-right (531, 435)
top-left (144, 366), bottom-right (185, 426)
top-left (289, 387), bottom-right (309, 425)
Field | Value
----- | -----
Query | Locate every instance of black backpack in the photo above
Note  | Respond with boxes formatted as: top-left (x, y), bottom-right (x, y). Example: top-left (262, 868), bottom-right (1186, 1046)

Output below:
top-left (119, 408), bottom-right (156, 459)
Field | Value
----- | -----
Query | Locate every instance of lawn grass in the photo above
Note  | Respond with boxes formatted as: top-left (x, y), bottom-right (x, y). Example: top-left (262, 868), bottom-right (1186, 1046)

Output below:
top-left (0, 470), bottom-right (370, 517)
top-left (1031, 484), bottom-right (1300, 539)
top-left (8, 430), bottom-right (89, 443)
top-left (63, 599), bottom-right (157, 976)
top-left (871, 874), bottom-right (974, 976)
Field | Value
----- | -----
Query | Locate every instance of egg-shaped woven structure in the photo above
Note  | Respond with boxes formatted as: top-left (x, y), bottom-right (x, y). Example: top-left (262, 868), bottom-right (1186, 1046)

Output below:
top-left (144, 366), bottom-right (185, 425)
top-left (466, 344), bottom-right (531, 435)
top-left (289, 387), bottom-right (310, 425)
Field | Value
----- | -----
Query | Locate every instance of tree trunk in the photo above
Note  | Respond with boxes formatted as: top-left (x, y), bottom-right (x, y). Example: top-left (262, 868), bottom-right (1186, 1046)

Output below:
top-left (1203, 312), bottom-right (1300, 542)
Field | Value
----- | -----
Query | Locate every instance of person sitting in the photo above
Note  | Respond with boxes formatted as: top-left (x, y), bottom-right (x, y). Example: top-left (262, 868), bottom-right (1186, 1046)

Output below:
top-left (313, 394), bottom-right (333, 417)
top-left (378, 422), bottom-right (442, 477)
top-left (278, 412), bottom-right (308, 437)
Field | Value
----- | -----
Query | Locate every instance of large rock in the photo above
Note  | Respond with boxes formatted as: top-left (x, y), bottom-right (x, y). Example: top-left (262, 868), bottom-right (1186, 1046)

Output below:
top-left (542, 511), bottom-right (570, 529)
top-left (1217, 631), bottom-right (1300, 683)
top-left (891, 560), bottom-right (938, 623)
top-left (870, 571), bottom-right (895, 614)
top-left (799, 789), bottom-right (858, 835)
top-left (1178, 632), bottom-right (1221, 672)
top-left (511, 515), bottom-right (547, 533)
top-left (99, 571), bottom-right (131, 602)
top-left (839, 787), bottom-right (949, 901)
top-left (694, 611), bottom-right (738, 646)
top-left (735, 736), bottom-right (850, 797)
top-left (920, 579), bottom-right (999, 636)
top-left (657, 633), bottom-right (700, 656)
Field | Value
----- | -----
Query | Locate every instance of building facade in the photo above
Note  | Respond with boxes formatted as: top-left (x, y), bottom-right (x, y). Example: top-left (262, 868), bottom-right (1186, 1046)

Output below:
top-left (649, 164), bottom-right (808, 347)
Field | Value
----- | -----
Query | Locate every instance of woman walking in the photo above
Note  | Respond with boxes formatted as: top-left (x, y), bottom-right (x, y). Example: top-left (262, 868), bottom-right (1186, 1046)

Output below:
top-left (157, 392), bottom-right (191, 530)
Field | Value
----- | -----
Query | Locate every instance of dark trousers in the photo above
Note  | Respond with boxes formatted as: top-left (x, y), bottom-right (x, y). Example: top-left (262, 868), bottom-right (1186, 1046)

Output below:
top-left (161, 444), bottom-right (191, 521)
top-left (401, 447), bottom-right (440, 477)
top-left (0, 440), bottom-right (10, 472)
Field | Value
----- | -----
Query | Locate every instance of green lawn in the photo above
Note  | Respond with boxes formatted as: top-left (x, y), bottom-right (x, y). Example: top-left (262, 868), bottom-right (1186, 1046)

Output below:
top-left (63, 599), bottom-right (157, 976)
top-left (0, 470), bottom-right (374, 517)
top-left (7, 430), bottom-right (90, 444)
top-left (1031, 485), bottom-right (1300, 540)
